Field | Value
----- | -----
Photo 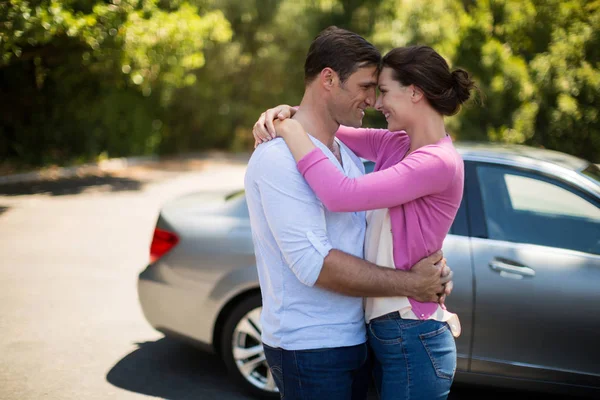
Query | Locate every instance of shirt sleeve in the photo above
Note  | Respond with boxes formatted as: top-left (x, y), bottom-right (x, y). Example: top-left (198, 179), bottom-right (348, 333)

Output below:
top-left (296, 145), bottom-right (456, 212)
top-left (252, 144), bottom-right (333, 286)
top-left (335, 125), bottom-right (395, 162)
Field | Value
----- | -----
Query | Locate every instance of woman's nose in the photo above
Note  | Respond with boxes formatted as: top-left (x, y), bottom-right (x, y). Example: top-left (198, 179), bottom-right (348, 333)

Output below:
top-left (375, 95), bottom-right (382, 111)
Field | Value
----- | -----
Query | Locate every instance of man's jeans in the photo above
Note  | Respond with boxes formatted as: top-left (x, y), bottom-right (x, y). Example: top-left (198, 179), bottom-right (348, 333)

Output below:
top-left (263, 342), bottom-right (371, 400)
top-left (367, 313), bottom-right (456, 400)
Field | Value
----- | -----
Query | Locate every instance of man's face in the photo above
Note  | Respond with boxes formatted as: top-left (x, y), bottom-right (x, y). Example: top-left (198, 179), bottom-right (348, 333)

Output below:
top-left (329, 65), bottom-right (378, 128)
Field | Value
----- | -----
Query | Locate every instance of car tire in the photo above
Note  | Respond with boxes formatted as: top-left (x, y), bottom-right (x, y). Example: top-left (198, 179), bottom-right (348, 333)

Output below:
top-left (221, 293), bottom-right (279, 399)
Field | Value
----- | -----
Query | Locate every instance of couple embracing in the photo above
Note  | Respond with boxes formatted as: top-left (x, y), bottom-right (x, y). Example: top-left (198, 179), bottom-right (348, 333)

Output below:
top-left (245, 26), bottom-right (476, 400)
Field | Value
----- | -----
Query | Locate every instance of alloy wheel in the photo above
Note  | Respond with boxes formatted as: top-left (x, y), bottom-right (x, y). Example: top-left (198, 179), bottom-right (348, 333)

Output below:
top-left (231, 307), bottom-right (278, 393)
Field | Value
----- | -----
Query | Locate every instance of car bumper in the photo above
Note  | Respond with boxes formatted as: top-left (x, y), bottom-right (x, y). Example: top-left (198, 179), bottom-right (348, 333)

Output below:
top-left (137, 262), bottom-right (217, 349)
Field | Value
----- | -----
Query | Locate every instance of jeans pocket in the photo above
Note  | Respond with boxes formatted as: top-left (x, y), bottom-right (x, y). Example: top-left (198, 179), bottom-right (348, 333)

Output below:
top-left (419, 323), bottom-right (456, 380)
top-left (270, 365), bottom-right (284, 399)
top-left (368, 319), bottom-right (403, 345)
top-left (263, 344), bottom-right (284, 398)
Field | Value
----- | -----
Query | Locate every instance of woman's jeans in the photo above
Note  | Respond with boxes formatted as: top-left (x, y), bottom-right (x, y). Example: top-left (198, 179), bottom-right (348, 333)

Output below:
top-left (263, 342), bottom-right (371, 400)
top-left (367, 313), bottom-right (457, 400)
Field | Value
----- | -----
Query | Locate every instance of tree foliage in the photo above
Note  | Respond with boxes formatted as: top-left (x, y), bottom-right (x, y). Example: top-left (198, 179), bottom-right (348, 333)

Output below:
top-left (1, 0), bottom-right (599, 168)
top-left (0, 0), bottom-right (231, 165)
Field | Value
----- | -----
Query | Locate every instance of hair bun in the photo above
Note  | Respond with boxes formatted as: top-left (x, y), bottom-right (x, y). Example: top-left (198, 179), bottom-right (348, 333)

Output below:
top-left (451, 69), bottom-right (475, 104)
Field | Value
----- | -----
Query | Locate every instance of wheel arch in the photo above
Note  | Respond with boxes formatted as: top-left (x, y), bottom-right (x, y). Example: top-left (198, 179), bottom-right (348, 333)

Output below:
top-left (212, 288), bottom-right (262, 356)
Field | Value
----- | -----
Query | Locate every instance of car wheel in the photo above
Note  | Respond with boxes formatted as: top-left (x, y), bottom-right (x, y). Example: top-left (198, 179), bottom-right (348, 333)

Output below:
top-left (221, 293), bottom-right (279, 398)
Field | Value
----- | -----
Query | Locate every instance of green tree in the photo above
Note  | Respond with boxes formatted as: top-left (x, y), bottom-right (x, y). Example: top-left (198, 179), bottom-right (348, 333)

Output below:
top-left (368, 0), bottom-right (599, 161)
top-left (1, 0), bottom-right (598, 167)
top-left (0, 0), bottom-right (231, 166)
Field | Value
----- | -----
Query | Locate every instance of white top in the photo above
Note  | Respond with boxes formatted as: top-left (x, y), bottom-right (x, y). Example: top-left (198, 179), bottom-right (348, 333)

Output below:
top-left (363, 208), bottom-right (461, 337)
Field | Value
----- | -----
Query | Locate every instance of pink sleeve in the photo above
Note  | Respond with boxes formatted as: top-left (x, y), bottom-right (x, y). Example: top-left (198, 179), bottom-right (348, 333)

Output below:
top-left (297, 146), bottom-right (456, 212)
top-left (335, 125), bottom-right (392, 162)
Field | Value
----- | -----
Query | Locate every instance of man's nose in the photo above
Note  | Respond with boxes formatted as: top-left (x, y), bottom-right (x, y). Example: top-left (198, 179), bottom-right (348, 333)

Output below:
top-left (365, 88), bottom-right (376, 108)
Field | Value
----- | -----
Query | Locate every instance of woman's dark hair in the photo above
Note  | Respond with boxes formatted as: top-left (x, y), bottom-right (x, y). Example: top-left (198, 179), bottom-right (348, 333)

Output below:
top-left (382, 46), bottom-right (477, 116)
top-left (305, 26), bottom-right (381, 85)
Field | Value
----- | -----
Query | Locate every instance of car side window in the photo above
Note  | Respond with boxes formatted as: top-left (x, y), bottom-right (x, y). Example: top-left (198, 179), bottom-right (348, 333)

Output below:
top-left (448, 197), bottom-right (468, 237)
top-left (476, 165), bottom-right (600, 255)
top-left (505, 174), bottom-right (600, 219)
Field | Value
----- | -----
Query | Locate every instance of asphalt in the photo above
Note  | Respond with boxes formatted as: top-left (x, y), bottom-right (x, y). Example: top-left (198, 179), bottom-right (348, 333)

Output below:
top-left (0, 155), bottom-right (253, 400)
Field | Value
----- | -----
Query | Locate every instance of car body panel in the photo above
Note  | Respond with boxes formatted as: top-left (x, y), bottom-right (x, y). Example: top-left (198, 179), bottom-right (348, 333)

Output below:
top-left (440, 234), bottom-right (474, 371)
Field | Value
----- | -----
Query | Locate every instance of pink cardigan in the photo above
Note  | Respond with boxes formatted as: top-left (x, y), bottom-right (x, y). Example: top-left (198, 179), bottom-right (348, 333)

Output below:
top-left (297, 126), bottom-right (465, 319)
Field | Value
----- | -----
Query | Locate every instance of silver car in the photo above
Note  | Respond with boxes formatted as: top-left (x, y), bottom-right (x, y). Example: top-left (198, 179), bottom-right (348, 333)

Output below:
top-left (138, 143), bottom-right (600, 398)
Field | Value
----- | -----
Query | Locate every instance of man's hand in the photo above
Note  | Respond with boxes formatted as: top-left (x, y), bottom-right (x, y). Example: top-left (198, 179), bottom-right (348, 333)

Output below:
top-left (408, 251), bottom-right (453, 303)
top-left (438, 258), bottom-right (454, 305)
top-left (253, 105), bottom-right (296, 147)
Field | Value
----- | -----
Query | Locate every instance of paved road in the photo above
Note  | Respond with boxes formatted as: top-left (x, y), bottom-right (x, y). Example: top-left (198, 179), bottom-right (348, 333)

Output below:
top-left (0, 157), bottom-right (575, 400)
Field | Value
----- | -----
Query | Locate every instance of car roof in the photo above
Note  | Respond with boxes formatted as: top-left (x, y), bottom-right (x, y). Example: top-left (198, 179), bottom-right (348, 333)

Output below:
top-left (455, 142), bottom-right (590, 172)
top-left (455, 142), bottom-right (600, 197)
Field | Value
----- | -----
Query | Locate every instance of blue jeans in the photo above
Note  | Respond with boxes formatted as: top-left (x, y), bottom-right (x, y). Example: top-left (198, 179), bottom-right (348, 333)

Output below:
top-left (367, 313), bottom-right (456, 400)
top-left (263, 342), bottom-right (371, 400)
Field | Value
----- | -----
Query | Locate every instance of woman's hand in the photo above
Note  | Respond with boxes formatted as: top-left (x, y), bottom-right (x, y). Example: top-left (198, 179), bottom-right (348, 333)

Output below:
top-left (253, 105), bottom-right (296, 148)
top-left (270, 118), bottom-right (316, 163)
top-left (274, 118), bottom-right (304, 139)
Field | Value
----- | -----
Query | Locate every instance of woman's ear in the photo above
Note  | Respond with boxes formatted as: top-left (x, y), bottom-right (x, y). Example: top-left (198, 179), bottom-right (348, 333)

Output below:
top-left (410, 85), bottom-right (424, 103)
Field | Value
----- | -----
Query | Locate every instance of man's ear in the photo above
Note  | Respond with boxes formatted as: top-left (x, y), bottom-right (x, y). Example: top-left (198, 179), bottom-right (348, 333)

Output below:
top-left (410, 85), bottom-right (424, 103)
top-left (320, 68), bottom-right (337, 91)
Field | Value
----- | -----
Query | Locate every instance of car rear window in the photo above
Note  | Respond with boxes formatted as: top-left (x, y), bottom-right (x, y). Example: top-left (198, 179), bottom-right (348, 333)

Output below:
top-left (581, 164), bottom-right (600, 186)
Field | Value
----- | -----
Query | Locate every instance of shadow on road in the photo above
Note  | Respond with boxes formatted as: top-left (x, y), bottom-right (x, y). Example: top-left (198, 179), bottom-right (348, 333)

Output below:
top-left (106, 338), bottom-right (578, 400)
top-left (0, 174), bottom-right (145, 196)
top-left (448, 383), bottom-right (578, 400)
top-left (106, 337), bottom-right (253, 400)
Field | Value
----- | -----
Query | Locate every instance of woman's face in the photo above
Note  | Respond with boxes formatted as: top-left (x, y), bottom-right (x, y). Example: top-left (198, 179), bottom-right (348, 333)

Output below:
top-left (375, 67), bottom-right (414, 132)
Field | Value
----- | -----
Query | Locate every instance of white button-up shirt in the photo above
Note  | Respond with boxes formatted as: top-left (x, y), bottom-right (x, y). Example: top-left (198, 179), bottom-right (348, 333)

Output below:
top-left (245, 136), bottom-right (366, 350)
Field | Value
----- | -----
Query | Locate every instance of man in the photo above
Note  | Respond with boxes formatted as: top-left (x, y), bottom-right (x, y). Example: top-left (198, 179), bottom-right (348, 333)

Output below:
top-left (244, 26), bottom-right (453, 400)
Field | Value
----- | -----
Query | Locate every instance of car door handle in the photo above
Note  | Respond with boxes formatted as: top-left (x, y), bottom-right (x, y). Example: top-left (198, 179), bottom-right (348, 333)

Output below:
top-left (489, 259), bottom-right (536, 277)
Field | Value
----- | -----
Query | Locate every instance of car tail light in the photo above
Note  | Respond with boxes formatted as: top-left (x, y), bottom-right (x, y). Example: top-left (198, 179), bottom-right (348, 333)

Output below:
top-left (150, 228), bottom-right (179, 263)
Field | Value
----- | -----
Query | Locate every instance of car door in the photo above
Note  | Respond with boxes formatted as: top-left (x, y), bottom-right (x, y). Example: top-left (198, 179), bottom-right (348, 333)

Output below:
top-left (465, 161), bottom-right (600, 388)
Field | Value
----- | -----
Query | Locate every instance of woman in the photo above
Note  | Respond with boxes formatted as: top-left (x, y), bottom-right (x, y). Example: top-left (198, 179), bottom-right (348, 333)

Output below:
top-left (253, 45), bottom-right (476, 400)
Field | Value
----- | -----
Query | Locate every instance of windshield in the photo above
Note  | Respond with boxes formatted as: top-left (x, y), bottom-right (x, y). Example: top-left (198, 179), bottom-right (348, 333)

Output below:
top-left (581, 164), bottom-right (600, 186)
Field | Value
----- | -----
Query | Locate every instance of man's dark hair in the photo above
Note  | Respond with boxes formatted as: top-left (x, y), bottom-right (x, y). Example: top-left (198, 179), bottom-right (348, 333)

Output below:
top-left (304, 26), bottom-right (381, 85)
